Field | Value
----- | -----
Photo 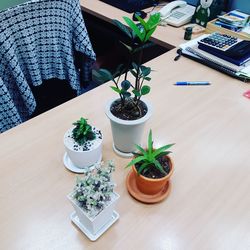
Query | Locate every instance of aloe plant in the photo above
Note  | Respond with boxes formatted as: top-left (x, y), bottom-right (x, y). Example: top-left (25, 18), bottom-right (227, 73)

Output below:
top-left (126, 129), bottom-right (174, 176)
top-left (72, 117), bottom-right (96, 145)
top-left (93, 13), bottom-right (161, 114)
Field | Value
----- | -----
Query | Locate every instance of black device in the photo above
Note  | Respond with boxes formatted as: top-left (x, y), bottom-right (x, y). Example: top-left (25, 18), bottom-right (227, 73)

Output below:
top-left (132, 10), bottom-right (147, 21)
top-left (100, 0), bottom-right (159, 13)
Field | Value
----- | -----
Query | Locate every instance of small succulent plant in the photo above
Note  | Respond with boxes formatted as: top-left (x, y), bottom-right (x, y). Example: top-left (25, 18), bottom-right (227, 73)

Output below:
top-left (73, 161), bottom-right (115, 217)
top-left (126, 129), bottom-right (174, 176)
top-left (72, 117), bottom-right (96, 145)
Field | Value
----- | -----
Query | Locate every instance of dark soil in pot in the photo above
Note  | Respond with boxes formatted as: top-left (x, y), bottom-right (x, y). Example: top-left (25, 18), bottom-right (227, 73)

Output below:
top-left (135, 155), bottom-right (171, 179)
top-left (110, 99), bottom-right (148, 120)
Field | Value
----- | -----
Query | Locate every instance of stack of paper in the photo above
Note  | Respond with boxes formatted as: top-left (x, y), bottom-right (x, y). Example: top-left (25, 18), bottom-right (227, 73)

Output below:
top-left (216, 10), bottom-right (249, 32)
top-left (179, 35), bottom-right (250, 82)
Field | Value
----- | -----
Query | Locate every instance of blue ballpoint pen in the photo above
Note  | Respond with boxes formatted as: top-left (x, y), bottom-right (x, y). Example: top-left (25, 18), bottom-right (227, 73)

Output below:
top-left (175, 81), bottom-right (211, 85)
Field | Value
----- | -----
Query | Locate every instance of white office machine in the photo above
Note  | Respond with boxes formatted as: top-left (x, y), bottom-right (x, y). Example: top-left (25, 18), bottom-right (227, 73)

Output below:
top-left (159, 0), bottom-right (199, 27)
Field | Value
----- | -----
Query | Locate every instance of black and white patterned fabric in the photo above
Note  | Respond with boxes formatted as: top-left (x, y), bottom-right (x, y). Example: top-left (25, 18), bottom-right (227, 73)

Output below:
top-left (0, 0), bottom-right (96, 133)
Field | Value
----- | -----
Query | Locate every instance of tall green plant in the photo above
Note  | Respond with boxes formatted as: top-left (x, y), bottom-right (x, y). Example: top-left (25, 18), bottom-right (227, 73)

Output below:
top-left (93, 13), bottom-right (161, 111)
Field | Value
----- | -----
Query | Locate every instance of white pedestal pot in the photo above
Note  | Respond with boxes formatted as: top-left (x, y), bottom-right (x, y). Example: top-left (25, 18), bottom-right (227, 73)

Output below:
top-left (64, 126), bottom-right (102, 168)
top-left (105, 98), bottom-right (152, 156)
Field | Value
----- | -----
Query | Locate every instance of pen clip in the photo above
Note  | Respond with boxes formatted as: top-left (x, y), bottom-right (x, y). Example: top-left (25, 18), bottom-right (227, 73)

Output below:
top-left (174, 48), bottom-right (182, 61)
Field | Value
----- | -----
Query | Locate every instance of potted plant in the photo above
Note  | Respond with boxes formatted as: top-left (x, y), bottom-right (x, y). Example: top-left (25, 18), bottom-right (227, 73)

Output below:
top-left (68, 161), bottom-right (119, 240)
top-left (93, 13), bottom-right (161, 157)
top-left (126, 129), bottom-right (174, 196)
top-left (63, 117), bottom-right (102, 171)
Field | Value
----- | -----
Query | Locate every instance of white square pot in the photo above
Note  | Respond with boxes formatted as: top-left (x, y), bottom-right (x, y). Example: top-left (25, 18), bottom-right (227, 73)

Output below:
top-left (68, 192), bottom-right (119, 235)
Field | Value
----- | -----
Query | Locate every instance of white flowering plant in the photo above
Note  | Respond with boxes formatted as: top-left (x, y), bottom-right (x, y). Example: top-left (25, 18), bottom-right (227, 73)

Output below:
top-left (73, 161), bottom-right (115, 217)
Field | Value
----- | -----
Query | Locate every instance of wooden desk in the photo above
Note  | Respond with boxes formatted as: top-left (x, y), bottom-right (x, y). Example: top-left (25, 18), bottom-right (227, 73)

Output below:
top-left (80, 0), bottom-right (189, 49)
top-left (1, 49), bottom-right (250, 249)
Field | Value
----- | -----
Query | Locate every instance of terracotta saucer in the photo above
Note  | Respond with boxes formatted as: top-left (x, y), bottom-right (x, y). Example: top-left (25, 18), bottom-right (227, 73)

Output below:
top-left (126, 170), bottom-right (171, 204)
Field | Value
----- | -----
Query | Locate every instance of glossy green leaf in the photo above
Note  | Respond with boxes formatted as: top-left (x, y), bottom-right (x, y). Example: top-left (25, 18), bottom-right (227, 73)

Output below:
top-left (141, 85), bottom-right (151, 95)
top-left (145, 26), bottom-right (157, 42)
top-left (129, 69), bottom-right (137, 78)
top-left (132, 89), bottom-right (141, 97)
top-left (147, 13), bottom-right (161, 30)
top-left (133, 41), bottom-right (154, 53)
top-left (112, 19), bottom-right (132, 38)
top-left (140, 66), bottom-right (151, 77)
top-left (122, 91), bottom-right (131, 98)
top-left (144, 77), bottom-right (151, 81)
top-left (93, 69), bottom-right (108, 83)
top-left (99, 69), bottom-right (113, 81)
top-left (123, 16), bottom-right (145, 42)
top-left (114, 64), bottom-right (125, 77)
top-left (132, 62), bottom-right (139, 71)
top-left (120, 41), bottom-right (133, 52)
top-left (110, 86), bottom-right (121, 94)
top-left (135, 14), bottom-right (148, 31)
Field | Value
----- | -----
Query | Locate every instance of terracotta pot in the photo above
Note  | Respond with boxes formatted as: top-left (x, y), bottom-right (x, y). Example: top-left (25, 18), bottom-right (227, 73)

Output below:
top-left (132, 156), bottom-right (174, 195)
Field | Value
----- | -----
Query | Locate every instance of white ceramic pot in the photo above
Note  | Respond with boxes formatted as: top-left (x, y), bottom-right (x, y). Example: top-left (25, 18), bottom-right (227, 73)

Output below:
top-left (68, 192), bottom-right (120, 235)
top-left (64, 126), bottom-right (102, 168)
top-left (105, 98), bottom-right (152, 156)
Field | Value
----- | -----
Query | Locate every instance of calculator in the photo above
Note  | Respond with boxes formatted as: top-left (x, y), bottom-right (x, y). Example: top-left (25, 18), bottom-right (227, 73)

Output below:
top-left (198, 33), bottom-right (242, 52)
top-left (197, 32), bottom-right (250, 66)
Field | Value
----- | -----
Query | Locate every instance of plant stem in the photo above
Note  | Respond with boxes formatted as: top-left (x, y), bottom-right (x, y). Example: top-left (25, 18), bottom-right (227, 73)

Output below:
top-left (135, 48), bottom-right (143, 103)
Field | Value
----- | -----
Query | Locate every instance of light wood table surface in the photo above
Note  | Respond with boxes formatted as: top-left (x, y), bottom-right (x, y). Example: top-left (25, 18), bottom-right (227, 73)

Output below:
top-left (80, 0), bottom-right (191, 49)
top-left (1, 49), bottom-right (250, 249)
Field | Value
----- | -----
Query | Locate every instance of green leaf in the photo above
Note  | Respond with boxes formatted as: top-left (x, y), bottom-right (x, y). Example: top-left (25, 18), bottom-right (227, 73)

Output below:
top-left (134, 144), bottom-right (147, 156)
top-left (92, 70), bottom-right (102, 79)
top-left (110, 86), bottom-right (121, 94)
top-left (112, 19), bottom-right (132, 38)
top-left (114, 64), bottom-right (125, 76)
top-left (133, 42), bottom-right (154, 53)
top-left (121, 80), bottom-right (131, 90)
top-left (138, 162), bottom-right (150, 175)
top-left (144, 77), bottom-right (151, 81)
top-left (132, 89), bottom-right (141, 97)
top-left (153, 159), bottom-right (166, 174)
top-left (141, 85), bottom-right (151, 95)
top-left (122, 91), bottom-right (131, 98)
top-left (123, 16), bottom-right (145, 42)
top-left (129, 69), bottom-right (137, 78)
top-left (126, 155), bottom-right (146, 168)
top-left (132, 62), bottom-right (139, 71)
top-left (99, 69), bottom-right (113, 81)
top-left (147, 13), bottom-right (161, 30)
top-left (120, 41), bottom-right (133, 52)
top-left (152, 143), bottom-right (175, 158)
top-left (147, 129), bottom-right (153, 156)
top-left (135, 14), bottom-right (148, 31)
top-left (145, 26), bottom-right (157, 42)
top-left (140, 66), bottom-right (151, 77)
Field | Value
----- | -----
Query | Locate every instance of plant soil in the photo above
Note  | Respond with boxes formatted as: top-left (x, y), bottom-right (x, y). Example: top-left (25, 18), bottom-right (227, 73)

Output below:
top-left (136, 156), bottom-right (170, 179)
top-left (110, 99), bottom-right (148, 120)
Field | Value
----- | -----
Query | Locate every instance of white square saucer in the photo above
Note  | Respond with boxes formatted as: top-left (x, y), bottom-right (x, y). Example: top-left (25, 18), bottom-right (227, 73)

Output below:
top-left (70, 211), bottom-right (119, 241)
